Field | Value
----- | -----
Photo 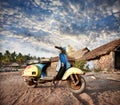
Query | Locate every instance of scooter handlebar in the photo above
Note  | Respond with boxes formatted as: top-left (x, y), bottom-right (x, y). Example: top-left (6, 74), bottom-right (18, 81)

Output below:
top-left (55, 46), bottom-right (66, 54)
top-left (55, 46), bottom-right (63, 51)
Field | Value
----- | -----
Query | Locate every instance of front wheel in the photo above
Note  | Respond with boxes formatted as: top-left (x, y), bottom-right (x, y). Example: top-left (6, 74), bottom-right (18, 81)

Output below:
top-left (67, 74), bottom-right (86, 94)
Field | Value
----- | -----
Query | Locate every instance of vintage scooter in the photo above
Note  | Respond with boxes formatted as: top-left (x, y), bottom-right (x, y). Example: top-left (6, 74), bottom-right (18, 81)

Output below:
top-left (22, 46), bottom-right (86, 94)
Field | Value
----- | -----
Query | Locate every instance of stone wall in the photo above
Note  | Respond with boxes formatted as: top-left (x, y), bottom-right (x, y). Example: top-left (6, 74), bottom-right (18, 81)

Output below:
top-left (91, 52), bottom-right (114, 71)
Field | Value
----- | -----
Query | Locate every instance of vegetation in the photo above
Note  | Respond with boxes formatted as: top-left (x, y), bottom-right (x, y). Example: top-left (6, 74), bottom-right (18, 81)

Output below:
top-left (74, 60), bottom-right (91, 72)
top-left (74, 60), bottom-right (86, 70)
top-left (0, 50), bottom-right (38, 66)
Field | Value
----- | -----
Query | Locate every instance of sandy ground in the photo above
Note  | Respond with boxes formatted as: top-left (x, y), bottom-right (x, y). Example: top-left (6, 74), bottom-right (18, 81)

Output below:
top-left (0, 71), bottom-right (120, 105)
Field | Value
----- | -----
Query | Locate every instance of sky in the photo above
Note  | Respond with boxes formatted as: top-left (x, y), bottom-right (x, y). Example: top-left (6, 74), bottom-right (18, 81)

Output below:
top-left (0, 0), bottom-right (120, 57)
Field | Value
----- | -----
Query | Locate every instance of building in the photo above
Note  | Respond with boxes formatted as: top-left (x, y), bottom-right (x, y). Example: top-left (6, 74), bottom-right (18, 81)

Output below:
top-left (79, 38), bottom-right (120, 71)
top-left (69, 47), bottom-right (90, 60)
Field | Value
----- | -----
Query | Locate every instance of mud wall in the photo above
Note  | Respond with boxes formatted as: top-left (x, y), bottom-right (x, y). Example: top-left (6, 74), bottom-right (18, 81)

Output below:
top-left (91, 52), bottom-right (114, 71)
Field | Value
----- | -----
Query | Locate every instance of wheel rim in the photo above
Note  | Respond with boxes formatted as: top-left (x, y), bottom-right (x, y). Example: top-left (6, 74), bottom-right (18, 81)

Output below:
top-left (70, 79), bottom-right (82, 90)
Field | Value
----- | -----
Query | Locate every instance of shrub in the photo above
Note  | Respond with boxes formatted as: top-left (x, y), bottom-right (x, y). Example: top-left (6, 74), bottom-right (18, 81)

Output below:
top-left (73, 60), bottom-right (93, 72)
top-left (74, 60), bottom-right (86, 70)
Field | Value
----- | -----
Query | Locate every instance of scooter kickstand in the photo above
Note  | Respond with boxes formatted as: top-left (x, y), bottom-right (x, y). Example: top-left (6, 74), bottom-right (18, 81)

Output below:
top-left (51, 80), bottom-right (58, 88)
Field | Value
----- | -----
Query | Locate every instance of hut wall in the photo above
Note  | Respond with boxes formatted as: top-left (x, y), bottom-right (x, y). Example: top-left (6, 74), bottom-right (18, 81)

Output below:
top-left (93, 59), bottom-right (99, 70)
top-left (97, 52), bottom-right (114, 71)
top-left (85, 60), bottom-right (99, 70)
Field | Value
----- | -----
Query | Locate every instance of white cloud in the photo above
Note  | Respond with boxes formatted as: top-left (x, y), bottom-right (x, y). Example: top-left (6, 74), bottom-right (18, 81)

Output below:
top-left (68, 2), bottom-right (79, 13)
top-left (51, 0), bottom-right (62, 6)
top-left (112, 1), bottom-right (120, 13)
top-left (88, 31), bottom-right (120, 50)
top-left (0, 33), bottom-right (57, 57)
top-left (0, 0), bottom-right (120, 57)
top-left (34, 0), bottom-right (40, 6)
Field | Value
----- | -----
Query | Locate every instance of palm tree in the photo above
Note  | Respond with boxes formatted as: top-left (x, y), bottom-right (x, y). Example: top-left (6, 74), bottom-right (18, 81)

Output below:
top-left (11, 51), bottom-right (17, 62)
top-left (16, 53), bottom-right (24, 65)
top-left (2, 50), bottom-right (11, 65)
top-left (0, 52), bottom-right (3, 66)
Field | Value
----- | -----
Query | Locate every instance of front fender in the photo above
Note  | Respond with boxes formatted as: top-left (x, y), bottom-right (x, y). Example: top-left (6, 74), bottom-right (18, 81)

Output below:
top-left (62, 67), bottom-right (84, 80)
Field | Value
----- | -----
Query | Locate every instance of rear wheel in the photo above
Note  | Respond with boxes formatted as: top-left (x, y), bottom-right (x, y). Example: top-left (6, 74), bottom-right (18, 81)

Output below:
top-left (67, 74), bottom-right (86, 94)
top-left (24, 77), bottom-right (37, 88)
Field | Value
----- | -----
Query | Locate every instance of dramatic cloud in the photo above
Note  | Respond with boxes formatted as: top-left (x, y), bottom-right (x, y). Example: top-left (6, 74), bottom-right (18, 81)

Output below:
top-left (0, 0), bottom-right (120, 57)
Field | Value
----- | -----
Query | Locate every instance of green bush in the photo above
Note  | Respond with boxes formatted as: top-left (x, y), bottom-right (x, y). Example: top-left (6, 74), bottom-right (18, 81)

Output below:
top-left (74, 60), bottom-right (86, 70)
top-left (73, 60), bottom-right (92, 72)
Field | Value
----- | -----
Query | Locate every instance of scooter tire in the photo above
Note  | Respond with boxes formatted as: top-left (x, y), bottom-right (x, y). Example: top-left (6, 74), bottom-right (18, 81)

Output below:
top-left (67, 75), bottom-right (86, 94)
top-left (24, 78), bottom-right (37, 88)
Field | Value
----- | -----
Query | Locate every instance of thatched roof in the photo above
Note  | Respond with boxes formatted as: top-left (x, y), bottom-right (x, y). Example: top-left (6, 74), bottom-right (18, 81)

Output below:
top-left (10, 63), bottom-right (19, 67)
top-left (79, 38), bottom-right (120, 61)
top-left (69, 47), bottom-right (90, 59)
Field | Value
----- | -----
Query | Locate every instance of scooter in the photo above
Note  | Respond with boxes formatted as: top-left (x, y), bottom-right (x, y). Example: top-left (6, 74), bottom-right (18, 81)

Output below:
top-left (22, 46), bottom-right (86, 94)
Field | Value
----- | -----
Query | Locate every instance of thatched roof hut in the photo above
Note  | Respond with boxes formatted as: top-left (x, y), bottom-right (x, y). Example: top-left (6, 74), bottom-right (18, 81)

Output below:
top-left (69, 47), bottom-right (90, 60)
top-left (10, 63), bottom-right (19, 67)
top-left (79, 38), bottom-right (120, 61)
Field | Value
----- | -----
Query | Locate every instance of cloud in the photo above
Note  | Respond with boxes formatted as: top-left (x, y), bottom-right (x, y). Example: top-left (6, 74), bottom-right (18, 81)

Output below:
top-left (0, 0), bottom-right (120, 57)
top-left (0, 32), bottom-right (57, 57)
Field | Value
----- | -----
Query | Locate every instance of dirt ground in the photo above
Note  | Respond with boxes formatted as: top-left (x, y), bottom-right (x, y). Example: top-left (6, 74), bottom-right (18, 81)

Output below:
top-left (0, 71), bottom-right (120, 105)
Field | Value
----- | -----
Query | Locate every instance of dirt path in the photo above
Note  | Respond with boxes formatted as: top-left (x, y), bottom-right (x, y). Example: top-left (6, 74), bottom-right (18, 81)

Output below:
top-left (0, 72), bottom-right (120, 105)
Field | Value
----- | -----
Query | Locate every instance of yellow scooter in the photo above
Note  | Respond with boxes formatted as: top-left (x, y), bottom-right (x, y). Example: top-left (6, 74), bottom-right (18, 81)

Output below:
top-left (22, 46), bottom-right (86, 94)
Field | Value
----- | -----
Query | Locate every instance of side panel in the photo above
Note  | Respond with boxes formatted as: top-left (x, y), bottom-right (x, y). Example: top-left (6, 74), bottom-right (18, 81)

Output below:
top-left (62, 67), bottom-right (84, 80)
top-left (22, 65), bottom-right (41, 77)
top-left (36, 64), bottom-right (46, 78)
